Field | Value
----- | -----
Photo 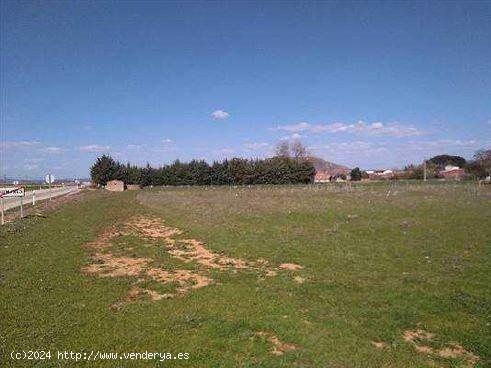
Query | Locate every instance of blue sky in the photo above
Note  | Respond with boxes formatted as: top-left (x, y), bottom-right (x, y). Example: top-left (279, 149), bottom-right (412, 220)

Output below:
top-left (1, 1), bottom-right (490, 178)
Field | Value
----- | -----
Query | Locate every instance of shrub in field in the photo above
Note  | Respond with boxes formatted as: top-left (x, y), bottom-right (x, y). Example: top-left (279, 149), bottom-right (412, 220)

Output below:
top-left (350, 167), bottom-right (362, 181)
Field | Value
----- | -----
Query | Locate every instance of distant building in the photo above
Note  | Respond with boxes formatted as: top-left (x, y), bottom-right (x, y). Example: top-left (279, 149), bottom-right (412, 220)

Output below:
top-left (439, 165), bottom-right (466, 180)
top-left (310, 157), bottom-right (350, 183)
top-left (366, 169), bottom-right (394, 180)
top-left (314, 171), bottom-right (331, 183)
top-left (314, 170), bottom-right (350, 183)
top-left (106, 180), bottom-right (125, 192)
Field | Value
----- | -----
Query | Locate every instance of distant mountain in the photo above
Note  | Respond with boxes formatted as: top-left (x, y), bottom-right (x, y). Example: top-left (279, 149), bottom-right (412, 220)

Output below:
top-left (306, 157), bottom-right (351, 176)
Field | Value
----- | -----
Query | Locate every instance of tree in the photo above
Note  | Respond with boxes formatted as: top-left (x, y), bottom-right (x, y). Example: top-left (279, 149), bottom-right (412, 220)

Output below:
top-left (90, 155), bottom-right (119, 186)
top-left (350, 167), bottom-right (362, 181)
top-left (402, 162), bottom-right (438, 179)
top-left (291, 139), bottom-right (307, 161)
top-left (140, 163), bottom-right (155, 187)
top-left (90, 155), bottom-right (316, 187)
top-left (466, 149), bottom-right (491, 179)
top-left (405, 164), bottom-right (424, 179)
top-left (428, 154), bottom-right (466, 169)
top-left (274, 140), bottom-right (290, 158)
top-left (474, 149), bottom-right (491, 174)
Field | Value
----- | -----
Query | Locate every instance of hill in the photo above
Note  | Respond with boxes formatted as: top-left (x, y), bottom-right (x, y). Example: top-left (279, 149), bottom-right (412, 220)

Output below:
top-left (307, 156), bottom-right (351, 176)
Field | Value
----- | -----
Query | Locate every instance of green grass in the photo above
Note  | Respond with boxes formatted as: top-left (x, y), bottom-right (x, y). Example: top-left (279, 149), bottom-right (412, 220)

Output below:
top-left (1, 182), bottom-right (490, 367)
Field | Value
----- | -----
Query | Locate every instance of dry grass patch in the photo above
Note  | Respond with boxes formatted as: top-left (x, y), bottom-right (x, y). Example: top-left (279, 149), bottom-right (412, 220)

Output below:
top-left (82, 215), bottom-right (305, 308)
top-left (371, 341), bottom-right (388, 349)
top-left (256, 331), bottom-right (298, 356)
top-left (83, 253), bottom-right (149, 278)
top-left (128, 216), bottom-right (255, 270)
top-left (110, 286), bottom-right (171, 311)
top-left (279, 263), bottom-right (303, 271)
top-left (146, 268), bottom-right (212, 294)
top-left (293, 276), bottom-right (305, 284)
top-left (402, 329), bottom-right (479, 367)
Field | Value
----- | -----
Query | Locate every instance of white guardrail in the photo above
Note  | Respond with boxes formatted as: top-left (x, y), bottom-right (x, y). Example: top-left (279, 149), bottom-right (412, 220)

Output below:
top-left (0, 186), bottom-right (76, 225)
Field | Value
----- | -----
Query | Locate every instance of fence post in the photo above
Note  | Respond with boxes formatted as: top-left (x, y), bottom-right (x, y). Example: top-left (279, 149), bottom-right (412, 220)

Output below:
top-left (1, 197), bottom-right (4, 225)
top-left (20, 196), bottom-right (23, 218)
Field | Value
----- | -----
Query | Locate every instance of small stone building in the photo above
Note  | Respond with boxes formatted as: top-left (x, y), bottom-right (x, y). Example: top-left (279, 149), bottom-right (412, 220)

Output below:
top-left (106, 180), bottom-right (125, 192)
top-left (314, 171), bottom-right (331, 183)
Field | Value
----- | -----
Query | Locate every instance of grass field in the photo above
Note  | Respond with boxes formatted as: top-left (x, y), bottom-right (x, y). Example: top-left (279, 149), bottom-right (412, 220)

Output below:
top-left (1, 182), bottom-right (490, 367)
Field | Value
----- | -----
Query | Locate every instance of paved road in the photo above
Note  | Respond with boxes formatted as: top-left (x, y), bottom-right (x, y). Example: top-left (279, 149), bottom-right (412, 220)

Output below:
top-left (1, 187), bottom-right (79, 212)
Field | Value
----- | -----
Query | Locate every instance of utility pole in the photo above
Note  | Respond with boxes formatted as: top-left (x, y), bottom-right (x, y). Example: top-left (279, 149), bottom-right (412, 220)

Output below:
top-left (49, 172), bottom-right (52, 200)
top-left (1, 197), bottom-right (4, 225)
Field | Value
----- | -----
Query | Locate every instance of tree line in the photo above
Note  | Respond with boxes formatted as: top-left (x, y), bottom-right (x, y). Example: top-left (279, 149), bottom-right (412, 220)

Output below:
top-left (90, 155), bottom-right (316, 187)
top-left (347, 150), bottom-right (491, 181)
top-left (399, 151), bottom-right (491, 180)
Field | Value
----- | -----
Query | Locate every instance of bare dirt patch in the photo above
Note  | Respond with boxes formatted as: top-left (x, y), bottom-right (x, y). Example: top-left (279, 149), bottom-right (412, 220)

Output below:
top-left (110, 286), bottom-right (171, 311)
top-left (82, 215), bottom-right (306, 308)
top-left (126, 216), bottom-right (183, 240)
top-left (146, 268), bottom-right (212, 294)
top-left (256, 331), bottom-right (298, 356)
top-left (402, 329), bottom-right (479, 366)
top-left (371, 341), bottom-right (388, 349)
top-left (279, 263), bottom-right (303, 271)
top-left (403, 329), bottom-right (435, 343)
top-left (126, 216), bottom-right (306, 280)
top-left (293, 276), bottom-right (305, 284)
top-left (82, 253), bottom-right (150, 278)
top-left (127, 216), bottom-right (254, 270)
top-left (83, 228), bottom-right (124, 250)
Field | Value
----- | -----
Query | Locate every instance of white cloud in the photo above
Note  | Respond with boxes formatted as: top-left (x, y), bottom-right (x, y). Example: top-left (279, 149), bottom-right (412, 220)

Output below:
top-left (150, 139), bottom-right (176, 153)
top-left (271, 122), bottom-right (310, 133)
top-left (357, 121), bottom-right (422, 137)
top-left (211, 110), bottom-right (230, 120)
top-left (23, 163), bottom-right (39, 171)
top-left (244, 142), bottom-right (269, 151)
top-left (272, 120), bottom-right (423, 137)
top-left (1, 140), bottom-right (41, 150)
top-left (214, 148), bottom-right (235, 158)
top-left (310, 137), bottom-right (488, 170)
top-left (24, 157), bottom-right (43, 164)
top-left (41, 146), bottom-right (64, 154)
top-left (280, 132), bottom-right (304, 141)
top-left (404, 139), bottom-right (482, 150)
top-left (79, 144), bottom-right (110, 153)
top-left (310, 141), bottom-right (386, 156)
